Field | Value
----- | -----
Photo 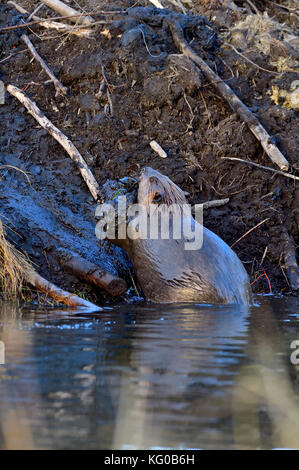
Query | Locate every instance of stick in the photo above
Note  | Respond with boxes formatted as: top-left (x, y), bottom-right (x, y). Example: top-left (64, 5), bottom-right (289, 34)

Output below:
top-left (28, 4), bottom-right (45, 21)
top-left (0, 48), bottom-right (29, 64)
top-left (268, 1), bottom-right (299, 14)
top-left (7, 85), bottom-right (100, 201)
top-left (57, 248), bottom-right (127, 296)
top-left (21, 34), bottom-right (68, 96)
top-left (246, 0), bottom-right (260, 15)
top-left (224, 42), bottom-right (279, 75)
top-left (202, 198), bottom-right (229, 209)
top-left (281, 230), bottom-right (299, 291)
top-left (7, 1), bottom-right (91, 35)
top-left (41, 0), bottom-right (94, 25)
top-left (222, 157), bottom-right (299, 182)
top-left (169, 20), bottom-right (290, 171)
top-left (231, 218), bottom-right (269, 248)
top-left (25, 268), bottom-right (102, 310)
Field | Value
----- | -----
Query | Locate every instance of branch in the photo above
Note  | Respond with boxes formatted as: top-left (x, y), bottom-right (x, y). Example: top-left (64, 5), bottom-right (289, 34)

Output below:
top-left (57, 248), bottom-right (127, 296)
top-left (41, 0), bottom-right (94, 25)
top-left (231, 218), bottom-right (269, 248)
top-left (202, 198), bottom-right (229, 209)
top-left (7, 1), bottom-right (92, 36)
top-left (222, 157), bottom-right (299, 182)
top-left (168, 20), bottom-right (290, 171)
top-left (25, 269), bottom-right (102, 310)
top-left (7, 85), bottom-right (101, 201)
top-left (21, 34), bottom-right (68, 96)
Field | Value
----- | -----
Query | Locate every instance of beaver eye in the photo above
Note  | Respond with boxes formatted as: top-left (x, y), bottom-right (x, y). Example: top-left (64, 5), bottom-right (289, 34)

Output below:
top-left (152, 192), bottom-right (162, 203)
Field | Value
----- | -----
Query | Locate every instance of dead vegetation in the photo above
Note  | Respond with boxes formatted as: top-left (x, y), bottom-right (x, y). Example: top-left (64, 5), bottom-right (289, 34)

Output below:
top-left (0, 221), bottom-right (32, 299)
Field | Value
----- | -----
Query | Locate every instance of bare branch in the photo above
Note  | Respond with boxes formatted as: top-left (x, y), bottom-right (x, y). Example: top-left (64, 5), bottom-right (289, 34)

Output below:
top-left (168, 20), bottom-right (290, 171)
top-left (25, 269), bottom-right (102, 310)
top-left (21, 34), bottom-right (68, 96)
top-left (7, 85), bottom-right (100, 201)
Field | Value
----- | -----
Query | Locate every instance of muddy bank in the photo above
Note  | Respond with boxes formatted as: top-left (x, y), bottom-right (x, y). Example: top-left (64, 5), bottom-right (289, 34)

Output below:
top-left (0, 0), bottom-right (298, 303)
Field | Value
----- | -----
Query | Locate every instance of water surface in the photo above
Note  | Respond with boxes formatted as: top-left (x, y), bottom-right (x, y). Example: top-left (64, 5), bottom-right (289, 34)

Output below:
top-left (0, 296), bottom-right (298, 449)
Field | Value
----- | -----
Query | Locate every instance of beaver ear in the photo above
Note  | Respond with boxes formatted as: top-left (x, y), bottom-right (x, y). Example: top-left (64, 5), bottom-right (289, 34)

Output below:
top-left (152, 192), bottom-right (162, 203)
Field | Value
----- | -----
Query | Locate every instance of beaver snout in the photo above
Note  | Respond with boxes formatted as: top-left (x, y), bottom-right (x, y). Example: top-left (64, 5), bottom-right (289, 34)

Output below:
top-left (139, 167), bottom-right (160, 180)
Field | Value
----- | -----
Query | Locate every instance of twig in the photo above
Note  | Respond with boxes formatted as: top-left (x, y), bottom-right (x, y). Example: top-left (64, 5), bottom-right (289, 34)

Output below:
top-left (57, 248), bottom-right (127, 296)
top-left (150, 140), bottom-right (168, 158)
top-left (270, 37), bottom-right (289, 59)
top-left (260, 245), bottom-right (268, 266)
top-left (222, 157), bottom-right (299, 182)
top-left (25, 268), bottom-right (102, 310)
top-left (169, 1), bottom-right (187, 14)
top-left (168, 20), bottom-right (290, 171)
top-left (246, 0), bottom-right (260, 15)
top-left (128, 268), bottom-right (140, 297)
top-left (268, 1), bottom-right (299, 14)
top-left (6, 1), bottom-right (92, 36)
top-left (224, 42), bottom-right (280, 75)
top-left (251, 270), bottom-right (272, 294)
top-left (28, 3), bottom-right (44, 21)
top-left (7, 85), bottom-right (100, 201)
top-left (231, 218), bottom-right (269, 248)
top-left (138, 26), bottom-right (162, 58)
top-left (41, 0), bottom-right (94, 25)
top-left (202, 198), bottom-right (229, 209)
top-left (21, 34), bottom-right (68, 96)
top-left (0, 48), bottom-right (28, 64)
top-left (0, 164), bottom-right (33, 188)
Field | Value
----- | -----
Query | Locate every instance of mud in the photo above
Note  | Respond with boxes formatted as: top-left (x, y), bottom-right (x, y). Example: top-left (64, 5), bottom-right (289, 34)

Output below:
top-left (0, 0), bottom-right (298, 303)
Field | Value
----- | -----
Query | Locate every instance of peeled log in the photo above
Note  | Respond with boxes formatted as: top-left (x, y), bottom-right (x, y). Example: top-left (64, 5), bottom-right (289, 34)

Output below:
top-left (25, 269), bottom-right (103, 311)
top-left (57, 248), bottom-right (127, 296)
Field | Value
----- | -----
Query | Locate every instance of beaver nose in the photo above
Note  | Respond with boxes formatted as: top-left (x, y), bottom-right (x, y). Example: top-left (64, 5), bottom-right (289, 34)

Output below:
top-left (140, 167), bottom-right (158, 179)
top-left (141, 167), bottom-right (152, 175)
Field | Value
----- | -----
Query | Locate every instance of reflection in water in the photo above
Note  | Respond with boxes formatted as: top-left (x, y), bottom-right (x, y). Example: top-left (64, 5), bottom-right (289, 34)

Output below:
top-left (0, 297), bottom-right (298, 449)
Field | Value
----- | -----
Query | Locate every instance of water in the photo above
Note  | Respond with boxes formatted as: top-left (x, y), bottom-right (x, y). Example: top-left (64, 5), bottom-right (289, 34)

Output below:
top-left (0, 296), bottom-right (298, 450)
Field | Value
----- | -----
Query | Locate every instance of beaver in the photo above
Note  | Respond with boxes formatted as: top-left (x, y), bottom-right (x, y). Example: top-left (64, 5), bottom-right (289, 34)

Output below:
top-left (107, 167), bottom-right (252, 305)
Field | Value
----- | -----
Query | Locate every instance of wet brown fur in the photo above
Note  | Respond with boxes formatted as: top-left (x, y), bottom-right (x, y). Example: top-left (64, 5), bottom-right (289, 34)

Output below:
top-left (113, 167), bottom-right (252, 305)
top-left (138, 170), bottom-right (187, 209)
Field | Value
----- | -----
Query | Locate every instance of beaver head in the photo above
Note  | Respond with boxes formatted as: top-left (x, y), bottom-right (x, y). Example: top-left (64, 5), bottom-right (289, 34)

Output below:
top-left (138, 167), bottom-right (187, 210)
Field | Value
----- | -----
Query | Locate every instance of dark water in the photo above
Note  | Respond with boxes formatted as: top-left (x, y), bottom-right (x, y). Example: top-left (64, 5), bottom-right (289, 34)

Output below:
top-left (0, 296), bottom-right (298, 450)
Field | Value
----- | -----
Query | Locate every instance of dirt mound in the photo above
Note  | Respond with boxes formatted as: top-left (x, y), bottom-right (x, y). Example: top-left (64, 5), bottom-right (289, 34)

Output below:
top-left (0, 0), bottom-right (298, 302)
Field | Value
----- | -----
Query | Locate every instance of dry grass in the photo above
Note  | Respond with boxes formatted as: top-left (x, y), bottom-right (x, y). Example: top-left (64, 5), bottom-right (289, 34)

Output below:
top-left (0, 220), bottom-right (33, 299)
